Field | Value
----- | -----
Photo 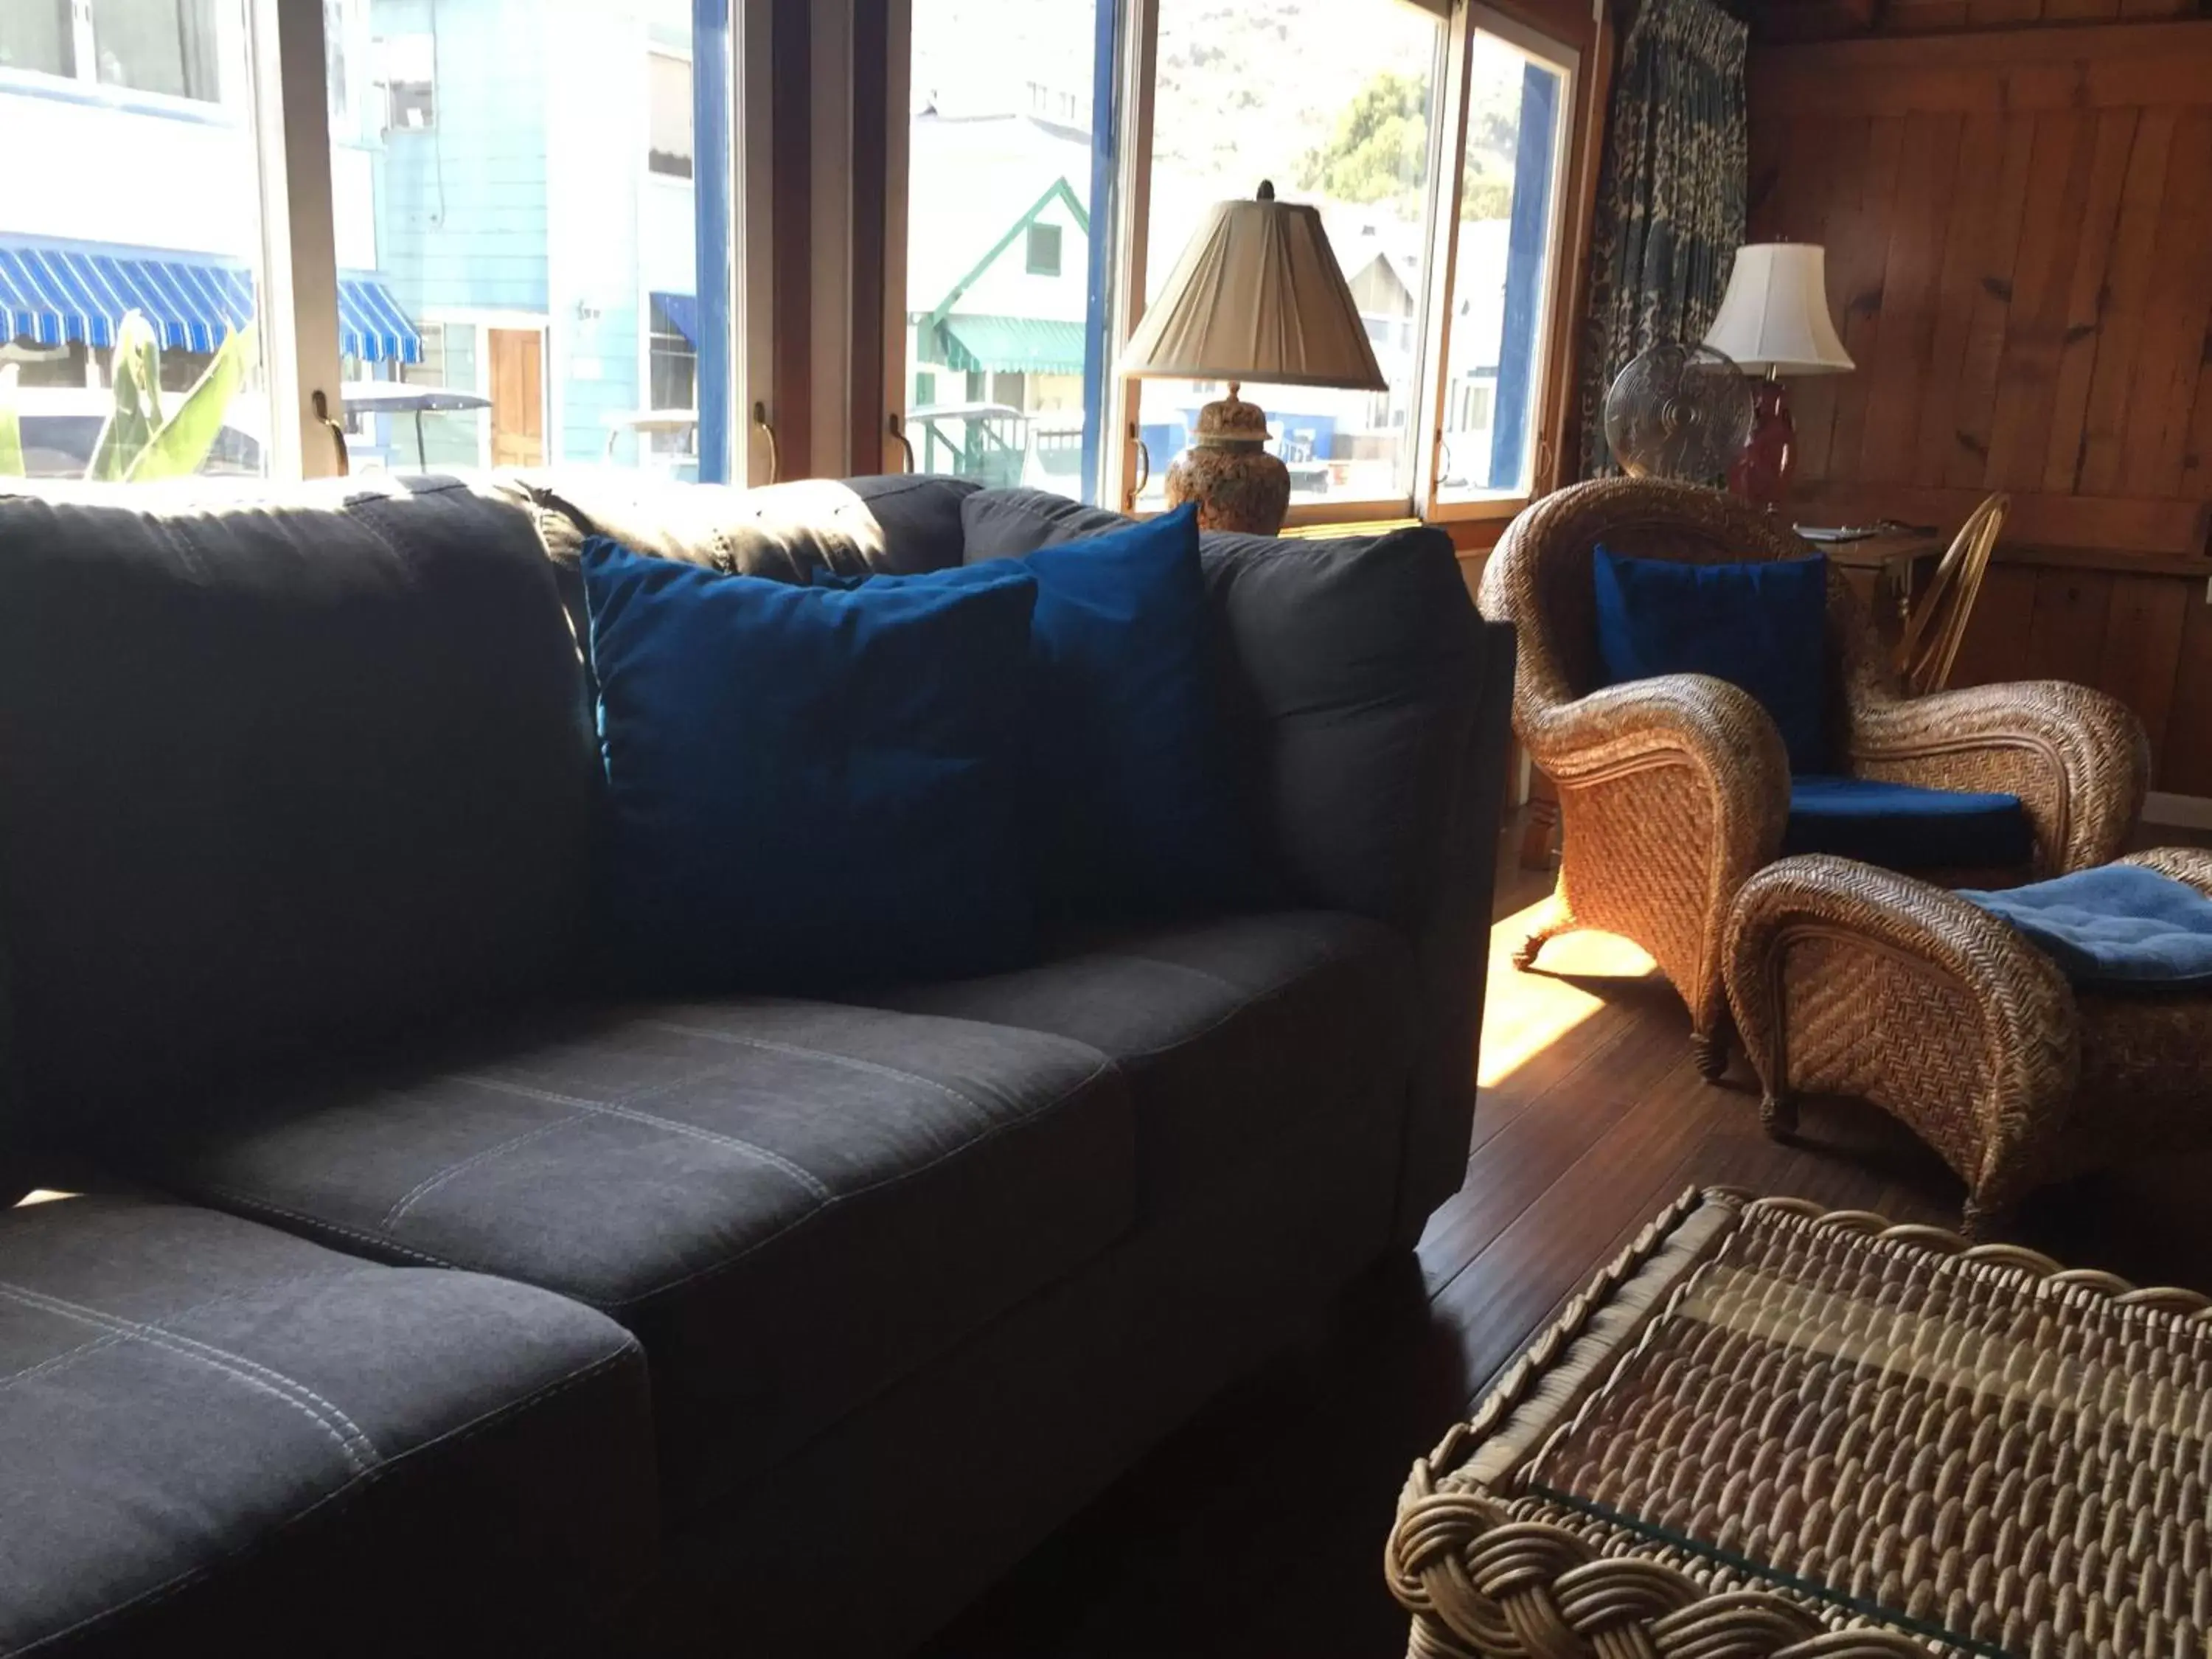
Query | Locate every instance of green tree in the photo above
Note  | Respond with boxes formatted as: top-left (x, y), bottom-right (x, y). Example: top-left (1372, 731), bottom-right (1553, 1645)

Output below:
top-left (1298, 70), bottom-right (1429, 217)
top-left (1299, 67), bottom-right (1530, 223)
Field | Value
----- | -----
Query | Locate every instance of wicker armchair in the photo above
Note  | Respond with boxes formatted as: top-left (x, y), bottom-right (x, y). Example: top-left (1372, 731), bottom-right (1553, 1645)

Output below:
top-left (1480, 477), bottom-right (2148, 1076)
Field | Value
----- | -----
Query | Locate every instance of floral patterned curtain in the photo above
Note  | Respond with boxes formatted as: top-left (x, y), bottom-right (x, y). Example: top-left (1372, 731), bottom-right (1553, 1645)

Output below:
top-left (1576, 0), bottom-right (1748, 479)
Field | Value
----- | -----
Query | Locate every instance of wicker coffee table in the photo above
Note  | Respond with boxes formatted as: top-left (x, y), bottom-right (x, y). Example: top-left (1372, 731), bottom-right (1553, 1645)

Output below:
top-left (1386, 1189), bottom-right (2212, 1659)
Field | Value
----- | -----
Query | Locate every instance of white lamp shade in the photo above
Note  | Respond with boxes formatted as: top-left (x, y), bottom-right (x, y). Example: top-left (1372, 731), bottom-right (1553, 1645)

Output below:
top-left (1702, 243), bottom-right (1854, 376)
top-left (1117, 192), bottom-right (1388, 392)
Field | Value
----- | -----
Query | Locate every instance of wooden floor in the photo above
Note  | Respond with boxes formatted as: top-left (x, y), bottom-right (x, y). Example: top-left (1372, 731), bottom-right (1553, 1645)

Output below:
top-left (924, 814), bottom-right (2212, 1658)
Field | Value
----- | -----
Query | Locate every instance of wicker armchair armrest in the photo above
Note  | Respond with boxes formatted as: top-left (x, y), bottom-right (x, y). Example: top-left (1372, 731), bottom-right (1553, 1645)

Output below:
top-left (1846, 681), bottom-right (2148, 872)
top-left (1523, 672), bottom-right (1791, 804)
top-left (2118, 846), bottom-right (2212, 897)
top-left (1725, 855), bottom-right (2079, 1211)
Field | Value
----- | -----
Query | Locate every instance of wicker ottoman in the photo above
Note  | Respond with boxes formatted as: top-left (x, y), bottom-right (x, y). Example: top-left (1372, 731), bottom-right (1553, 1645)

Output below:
top-left (1722, 848), bottom-right (2212, 1234)
top-left (1386, 1188), bottom-right (2212, 1659)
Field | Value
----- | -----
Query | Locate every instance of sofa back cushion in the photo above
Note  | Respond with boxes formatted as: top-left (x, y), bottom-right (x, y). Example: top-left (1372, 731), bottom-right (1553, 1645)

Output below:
top-left (960, 486), bottom-right (1131, 560)
top-left (0, 476), bottom-right (595, 1138)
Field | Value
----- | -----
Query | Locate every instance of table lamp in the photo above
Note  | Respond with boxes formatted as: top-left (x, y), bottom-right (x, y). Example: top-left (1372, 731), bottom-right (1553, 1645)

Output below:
top-left (1116, 181), bottom-right (1386, 535)
top-left (1701, 243), bottom-right (1854, 508)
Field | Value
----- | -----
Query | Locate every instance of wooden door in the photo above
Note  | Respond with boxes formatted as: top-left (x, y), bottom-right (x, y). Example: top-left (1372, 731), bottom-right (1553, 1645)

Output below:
top-left (487, 328), bottom-right (545, 467)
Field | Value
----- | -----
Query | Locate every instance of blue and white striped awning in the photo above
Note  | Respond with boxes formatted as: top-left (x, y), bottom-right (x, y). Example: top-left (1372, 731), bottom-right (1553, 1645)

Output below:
top-left (650, 290), bottom-right (698, 345)
top-left (0, 239), bottom-right (422, 364)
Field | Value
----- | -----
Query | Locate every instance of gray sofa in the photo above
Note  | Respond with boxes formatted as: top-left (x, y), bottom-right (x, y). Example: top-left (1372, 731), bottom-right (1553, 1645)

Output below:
top-left (0, 470), bottom-right (1512, 1657)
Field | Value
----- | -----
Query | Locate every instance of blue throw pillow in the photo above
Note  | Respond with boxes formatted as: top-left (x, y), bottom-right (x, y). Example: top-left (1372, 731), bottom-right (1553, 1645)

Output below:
top-left (1011, 504), bottom-right (1253, 916)
top-left (1592, 546), bottom-right (1829, 774)
top-left (815, 504), bottom-right (1253, 917)
top-left (580, 535), bottom-right (1038, 991)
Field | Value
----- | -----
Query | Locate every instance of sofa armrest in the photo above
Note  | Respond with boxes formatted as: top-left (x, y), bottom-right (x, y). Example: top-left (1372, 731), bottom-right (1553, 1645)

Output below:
top-left (1201, 527), bottom-right (1513, 1241)
top-left (1847, 681), bottom-right (2149, 873)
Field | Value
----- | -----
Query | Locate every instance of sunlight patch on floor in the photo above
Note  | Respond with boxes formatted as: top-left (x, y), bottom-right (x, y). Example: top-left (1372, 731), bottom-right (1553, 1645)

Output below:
top-left (1477, 898), bottom-right (1656, 1088)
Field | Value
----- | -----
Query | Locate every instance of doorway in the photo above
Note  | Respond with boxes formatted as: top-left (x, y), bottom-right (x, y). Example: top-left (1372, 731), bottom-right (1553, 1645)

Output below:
top-left (487, 327), bottom-right (546, 466)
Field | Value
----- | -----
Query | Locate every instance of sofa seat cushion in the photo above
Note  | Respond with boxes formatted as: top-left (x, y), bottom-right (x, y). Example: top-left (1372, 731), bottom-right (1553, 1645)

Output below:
top-left (0, 1195), bottom-right (653, 1658)
top-left (863, 911), bottom-right (1416, 1215)
top-left (116, 1001), bottom-right (1133, 1513)
top-left (1785, 773), bottom-right (2034, 869)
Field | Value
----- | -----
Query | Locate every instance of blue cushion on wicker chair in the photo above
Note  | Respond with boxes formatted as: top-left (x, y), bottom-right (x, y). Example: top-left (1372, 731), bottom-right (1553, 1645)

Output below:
top-left (1785, 775), bottom-right (2032, 869)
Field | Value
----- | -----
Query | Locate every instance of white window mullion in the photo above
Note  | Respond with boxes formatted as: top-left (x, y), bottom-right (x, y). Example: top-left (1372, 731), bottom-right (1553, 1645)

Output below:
top-left (1107, 0), bottom-right (1159, 513)
top-left (251, 0), bottom-right (344, 480)
top-left (69, 0), bottom-right (96, 86)
top-left (1416, 0), bottom-right (1477, 520)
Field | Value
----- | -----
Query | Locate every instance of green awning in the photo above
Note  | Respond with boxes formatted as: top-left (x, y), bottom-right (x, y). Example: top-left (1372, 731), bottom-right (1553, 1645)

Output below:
top-left (931, 313), bottom-right (1087, 375)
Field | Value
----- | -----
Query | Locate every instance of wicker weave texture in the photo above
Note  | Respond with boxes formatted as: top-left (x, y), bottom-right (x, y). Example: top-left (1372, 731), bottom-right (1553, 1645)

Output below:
top-left (1480, 479), bottom-right (2149, 1060)
top-left (1725, 852), bottom-right (2212, 1228)
top-left (1388, 1191), bottom-right (2212, 1659)
top-left (1529, 1202), bottom-right (2212, 1659)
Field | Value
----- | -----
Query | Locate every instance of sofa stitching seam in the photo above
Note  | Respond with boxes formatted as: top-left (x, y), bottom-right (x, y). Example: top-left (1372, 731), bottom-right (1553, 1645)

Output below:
top-left (173, 1187), bottom-right (467, 1273)
top-left (4, 1340), bottom-right (642, 1654)
top-left (170, 1048), bottom-right (1114, 1319)
top-left (635, 1019), bottom-right (1014, 1126)
top-left (1065, 940), bottom-right (1356, 1063)
top-left (602, 1054), bottom-right (1119, 1314)
top-left (0, 1270), bottom-right (369, 1392)
top-left (0, 1281), bottom-right (381, 1472)
top-left (378, 1110), bottom-right (596, 1228)
top-left (451, 1075), bottom-right (832, 1200)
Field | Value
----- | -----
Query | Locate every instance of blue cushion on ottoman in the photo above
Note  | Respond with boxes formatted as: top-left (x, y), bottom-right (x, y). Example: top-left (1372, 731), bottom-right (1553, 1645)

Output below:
top-left (580, 535), bottom-right (1039, 991)
top-left (1960, 864), bottom-right (2212, 987)
top-left (1593, 546), bottom-right (1830, 773)
top-left (1785, 774), bottom-right (2033, 869)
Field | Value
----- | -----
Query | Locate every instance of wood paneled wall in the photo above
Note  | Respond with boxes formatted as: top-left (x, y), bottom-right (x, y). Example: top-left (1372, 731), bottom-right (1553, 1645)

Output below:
top-left (1749, 18), bottom-right (2212, 790)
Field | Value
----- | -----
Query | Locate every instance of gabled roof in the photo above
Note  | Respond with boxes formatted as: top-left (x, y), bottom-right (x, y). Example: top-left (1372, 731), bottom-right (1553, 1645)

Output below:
top-left (922, 176), bottom-right (1090, 329)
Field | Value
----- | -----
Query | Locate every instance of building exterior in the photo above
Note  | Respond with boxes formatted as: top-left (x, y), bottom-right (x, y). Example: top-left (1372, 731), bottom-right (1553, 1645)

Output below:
top-left (0, 0), bottom-right (713, 476)
top-left (362, 0), bottom-right (706, 472)
top-left (0, 0), bottom-right (403, 472)
top-left (905, 108), bottom-right (1093, 489)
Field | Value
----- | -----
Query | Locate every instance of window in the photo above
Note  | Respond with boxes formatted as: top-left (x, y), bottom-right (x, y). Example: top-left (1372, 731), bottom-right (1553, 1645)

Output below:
top-left (0, 0), bottom-right (268, 481)
top-left (649, 296), bottom-right (698, 411)
top-left (649, 52), bottom-right (694, 179)
top-left (1, 2), bottom-right (762, 486)
top-left (1134, 0), bottom-right (1444, 511)
top-left (1026, 222), bottom-right (1062, 277)
top-left (0, 2), bottom-right (74, 78)
top-left (901, 0), bottom-right (1099, 491)
top-left (1435, 22), bottom-right (1571, 503)
top-left (93, 0), bottom-right (222, 102)
top-left (347, 7), bottom-right (748, 479)
top-left (888, 0), bottom-right (1586, 522)
top-left (324, 0), bottom-right (359, 133)
top-left (373, 32), bottom-right (435, 132)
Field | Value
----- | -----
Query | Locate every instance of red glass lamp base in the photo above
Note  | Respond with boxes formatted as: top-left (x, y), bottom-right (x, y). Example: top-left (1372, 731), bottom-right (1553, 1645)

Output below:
top-left (1729, 378), bottom-right (1795, 509)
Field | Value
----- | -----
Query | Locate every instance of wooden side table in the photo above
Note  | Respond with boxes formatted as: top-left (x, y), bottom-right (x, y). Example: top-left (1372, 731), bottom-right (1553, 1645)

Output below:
top-left (1817, 528), bottom-right (1944, 647)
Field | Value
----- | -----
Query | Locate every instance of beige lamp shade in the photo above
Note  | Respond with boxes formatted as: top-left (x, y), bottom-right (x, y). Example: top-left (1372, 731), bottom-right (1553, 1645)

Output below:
top-left (1118, 187), bottom-right (1388, 392)
top-left (1702, 243), bottom-right (1854, 376)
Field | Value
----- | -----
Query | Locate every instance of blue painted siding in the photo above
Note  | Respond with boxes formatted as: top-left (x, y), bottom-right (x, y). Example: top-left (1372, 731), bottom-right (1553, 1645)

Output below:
top-left (372, 0), bottom-right (552, 319)
top-left (369, 0), bottom-right (700, 462)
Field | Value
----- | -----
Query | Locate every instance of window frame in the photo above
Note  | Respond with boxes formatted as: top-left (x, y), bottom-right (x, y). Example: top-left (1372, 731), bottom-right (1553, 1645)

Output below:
top-left (883, 0), bottom-right (1594, 527)
top-left (1420, 1), bottom-right (1580, 524)
top-left (55, 0), bottom-right (774, 484)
